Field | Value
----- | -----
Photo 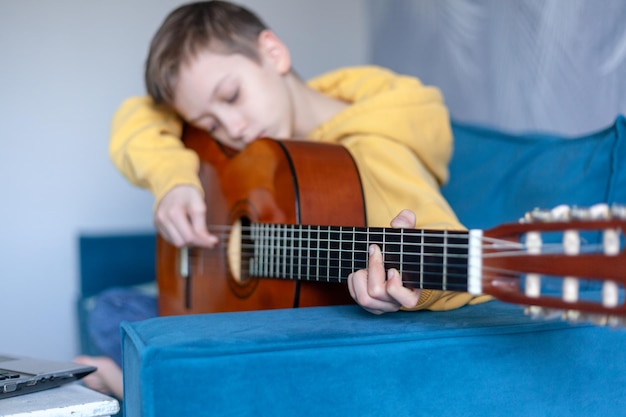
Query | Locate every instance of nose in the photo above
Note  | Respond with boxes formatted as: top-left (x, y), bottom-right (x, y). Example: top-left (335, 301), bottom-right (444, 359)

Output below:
top-left (220, 110), bottom-right (247, 142)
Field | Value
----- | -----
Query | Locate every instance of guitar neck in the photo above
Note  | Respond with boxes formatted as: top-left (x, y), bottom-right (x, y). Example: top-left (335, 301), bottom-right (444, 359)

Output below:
top-left (243, 223), bottom-right (474, 292)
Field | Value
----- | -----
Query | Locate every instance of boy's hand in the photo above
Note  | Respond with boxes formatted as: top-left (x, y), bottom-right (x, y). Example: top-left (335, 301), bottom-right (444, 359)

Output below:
top-left (154, 185), bottom-right (218, 248)
top-left (347, 210), bottom-right (421, 314)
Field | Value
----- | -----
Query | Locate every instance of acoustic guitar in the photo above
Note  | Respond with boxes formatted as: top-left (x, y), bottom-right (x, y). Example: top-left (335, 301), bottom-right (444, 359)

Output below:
top-left (157, 125), bottom-right (626, 326)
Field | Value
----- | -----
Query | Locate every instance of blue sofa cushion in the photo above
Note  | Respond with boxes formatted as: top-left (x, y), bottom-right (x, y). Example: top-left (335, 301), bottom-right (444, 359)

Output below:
top-left (121, 300), bottom-right (626, 417)
top-left (79, 233), bottom-right (156, 298)
top-left (443, 115), bottom-right (626, 230)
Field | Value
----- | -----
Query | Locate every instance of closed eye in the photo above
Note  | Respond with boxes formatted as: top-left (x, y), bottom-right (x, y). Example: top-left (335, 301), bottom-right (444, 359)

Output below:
top-left (226, 88), bottom-right (239, 104)
top-left (190, 115), bottom-right (218, 134)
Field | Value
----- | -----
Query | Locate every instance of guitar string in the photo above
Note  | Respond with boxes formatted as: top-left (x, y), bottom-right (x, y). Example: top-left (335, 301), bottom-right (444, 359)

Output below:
top-left (190, 229), bottom-right (607, 264)
top-left (177, 257), bottom-right (611, 291)
top-left (176, 251), bottom-right (603, 290)
top-left (177, 239), bottom-right (607, 288)
top-left (193, 227), bottom-right (606, 258)
top-left (171, 224), bottom-right (614, 286)
top-left (177, 246), bottom-right (614, 290)
top-left (204, 223), bottom-right (608, 254)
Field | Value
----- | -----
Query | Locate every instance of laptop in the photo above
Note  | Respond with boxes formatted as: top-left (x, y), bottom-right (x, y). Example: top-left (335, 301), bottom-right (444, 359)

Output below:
top-left (0, 354), bottom-right (96, 399)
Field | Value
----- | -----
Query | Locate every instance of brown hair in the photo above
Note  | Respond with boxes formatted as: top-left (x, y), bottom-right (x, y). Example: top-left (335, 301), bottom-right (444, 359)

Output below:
top-left (145, 1), bottom-right (268, 107)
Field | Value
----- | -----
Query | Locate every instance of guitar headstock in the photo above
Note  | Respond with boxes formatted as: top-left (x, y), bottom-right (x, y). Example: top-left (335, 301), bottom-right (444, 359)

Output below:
top-left (482, 203), bottom-right (626, 327)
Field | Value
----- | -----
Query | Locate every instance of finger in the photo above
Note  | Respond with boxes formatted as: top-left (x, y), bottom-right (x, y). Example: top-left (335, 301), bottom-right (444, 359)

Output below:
top-left (170, 209), bottom-right (197, 246)
top-left (366, 244), bottom-right (390, 301)
top-left (390, 209), bottom-right (417, 229)
top-left (189, 208), bottom-right (218, 247)
top-left (155, 212), bottom-right (186, 247)
top-left (350, 267), bottom-right (401, 315)
top-left (347, 272), bottom-right (356, 300)
top-left (385, 268), bottom-right (421, 309)
top-left (157, 204), bottom-right (197, 247)
top-left (349, 269), bottom-right (368, 304)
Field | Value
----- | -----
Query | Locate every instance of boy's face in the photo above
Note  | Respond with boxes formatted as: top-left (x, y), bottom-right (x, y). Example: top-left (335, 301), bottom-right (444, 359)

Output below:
top-left (173, 36), bottom-right (294, 150)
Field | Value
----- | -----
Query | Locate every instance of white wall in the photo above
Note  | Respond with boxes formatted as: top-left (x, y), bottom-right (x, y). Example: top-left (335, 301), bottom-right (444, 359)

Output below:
top-left (368, 0), bottom-right (626, 135)
top-left (0, 0), bottom-right (368, 361)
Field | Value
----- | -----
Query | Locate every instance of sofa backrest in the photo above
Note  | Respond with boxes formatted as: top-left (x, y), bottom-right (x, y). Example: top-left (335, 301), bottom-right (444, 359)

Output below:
top-left (78, 233), bottom-right (156, 298)
top-left (442, 114), bottom-right (626, 230)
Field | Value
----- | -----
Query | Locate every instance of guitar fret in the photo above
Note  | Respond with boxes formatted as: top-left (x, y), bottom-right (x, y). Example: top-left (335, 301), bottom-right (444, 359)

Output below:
top-left (256, 224), bottom-right (261, 277)
top-left (366, 227), bottom-right (370, 269)
top-left (420, 229), bottom-right (424, 289)
top-left (314, 226), bottom-right (319, 281)
top-left (399, 228), bottom-right (404, 277)
top-left (298, 226), bottom-right (303, 280)
top-left (280, 225), bottom-right (285, 279)
top-left (306, 225), bottom-right (311, 280)
top-left (257, 224), bottom-right (261, 277)
top-left (443, 230), bottom-right (448, 290)
top-left (382, 228), bottom-right (387, 272)
top-left (326, 226), bottom-right (331, 282)
top-left (268, 224), bottom-right (276, 277)
top-left (266, 224), bottom-right (271, 277)
top-left (263, 225), bottom-right (271, 277)
top-left (277, 225), bottom-right (281, 278)
top-left (351, 227), bottom-right (356, 281)
top-left (261, 224), bottom-right (266, 277)
top-left (319, 226), bottom-right (323, 280)
top-left (336, 227), bottom-right (343, 280)
top-left (289, 225), bottom-right (294, 279)
top-left (251, 224), bottom-right (258, 277)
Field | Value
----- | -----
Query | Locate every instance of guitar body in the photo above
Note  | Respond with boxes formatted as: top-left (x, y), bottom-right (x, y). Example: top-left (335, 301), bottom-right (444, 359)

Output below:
top-left (158, 126), bottom-right (364, 316)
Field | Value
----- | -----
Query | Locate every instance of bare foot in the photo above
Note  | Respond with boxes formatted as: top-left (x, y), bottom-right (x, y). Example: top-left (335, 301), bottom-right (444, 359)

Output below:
top-left (74, 356), bottom-right (124, 399)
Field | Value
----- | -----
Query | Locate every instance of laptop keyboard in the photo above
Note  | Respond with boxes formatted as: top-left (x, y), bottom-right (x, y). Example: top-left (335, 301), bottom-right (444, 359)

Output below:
top-left (0, 370), bottom-right (21, 381)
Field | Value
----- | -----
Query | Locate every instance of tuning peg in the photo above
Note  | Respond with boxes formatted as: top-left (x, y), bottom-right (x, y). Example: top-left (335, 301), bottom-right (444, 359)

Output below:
top-left (569, 206), bottom-right (592, 220)
top-left (584, 313), bottom-right (626, 328)
top-left (563, 311), bottom-right (626, 328)
top-left (606, 315), bottom-right (626, 328)
top-left (526, 307), bottom-right (626, 328)
top-left (524, 305), bottom-right (563, 320)
top-left (550, 205), bottom-right (571, 220)
top-left (522, 205), bottom-right (578, 223)
top-left (522, 208), bottom-right (557, 223)
top-left (522, 203), bottom-right (626, 223)
top-left (610, 204), bottom-right (626, 219)
top-left (562, 309), bottom-right (581, 322)
top-left (588, 203), bottom-right (611, 219)
top-left (521, 209), bottom-right (540, 223)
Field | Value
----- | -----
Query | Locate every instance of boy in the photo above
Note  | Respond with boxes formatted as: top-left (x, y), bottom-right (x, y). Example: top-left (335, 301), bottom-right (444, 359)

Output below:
top-left (111, 0), bottom-right (480, 311)
top-left (78, 0), bottom-right (489, 398)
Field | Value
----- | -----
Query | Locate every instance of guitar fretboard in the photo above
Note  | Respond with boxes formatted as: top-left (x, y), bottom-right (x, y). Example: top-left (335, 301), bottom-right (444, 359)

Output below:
top-left (242, 224), bottom-right (471, 292)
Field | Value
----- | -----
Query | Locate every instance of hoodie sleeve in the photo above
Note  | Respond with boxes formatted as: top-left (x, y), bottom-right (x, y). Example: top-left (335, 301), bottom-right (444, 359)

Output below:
top-left (109, 96), bottom-right (203, 205)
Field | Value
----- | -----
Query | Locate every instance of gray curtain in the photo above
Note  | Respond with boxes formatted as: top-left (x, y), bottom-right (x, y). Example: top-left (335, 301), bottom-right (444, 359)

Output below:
top-left (369, 0), bottom-right (626, 135)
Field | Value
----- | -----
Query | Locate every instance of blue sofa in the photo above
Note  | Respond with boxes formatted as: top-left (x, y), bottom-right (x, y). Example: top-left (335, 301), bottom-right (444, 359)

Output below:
top-left (79, 115), bottom-right (626, 416)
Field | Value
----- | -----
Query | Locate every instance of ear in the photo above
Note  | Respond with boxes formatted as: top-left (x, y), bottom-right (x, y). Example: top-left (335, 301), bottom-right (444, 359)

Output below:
top-left (257, 30), bottom-right (291, 75)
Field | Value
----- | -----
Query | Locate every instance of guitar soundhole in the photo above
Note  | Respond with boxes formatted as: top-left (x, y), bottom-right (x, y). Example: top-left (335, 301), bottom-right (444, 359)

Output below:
top-left (226, 217), bottom-right (258, 298)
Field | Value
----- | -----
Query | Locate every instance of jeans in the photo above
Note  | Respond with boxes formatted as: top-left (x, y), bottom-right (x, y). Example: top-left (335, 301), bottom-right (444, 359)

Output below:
top-left (87, 286), bottom-right (158, 367)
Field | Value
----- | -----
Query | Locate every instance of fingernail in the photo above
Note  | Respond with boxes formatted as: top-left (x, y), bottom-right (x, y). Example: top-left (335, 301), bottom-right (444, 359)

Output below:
top-left (369, 244), bottom-right (376, 256)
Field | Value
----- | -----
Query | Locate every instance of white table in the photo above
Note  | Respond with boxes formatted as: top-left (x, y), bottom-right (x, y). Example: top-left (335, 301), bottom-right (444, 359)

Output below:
top-left (0, 384), bottom-right (119, 417)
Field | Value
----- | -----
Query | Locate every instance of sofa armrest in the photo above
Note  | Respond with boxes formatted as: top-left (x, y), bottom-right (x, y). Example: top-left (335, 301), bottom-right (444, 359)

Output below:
top-left (121, 300), bottom-right (626, 417)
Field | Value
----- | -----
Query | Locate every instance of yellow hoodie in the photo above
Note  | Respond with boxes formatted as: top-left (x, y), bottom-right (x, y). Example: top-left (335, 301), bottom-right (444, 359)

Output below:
top-left (110, 66), bottom-right (490, 311)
